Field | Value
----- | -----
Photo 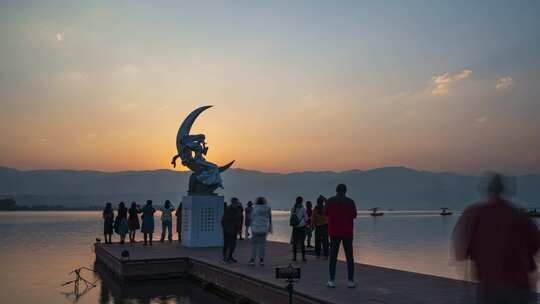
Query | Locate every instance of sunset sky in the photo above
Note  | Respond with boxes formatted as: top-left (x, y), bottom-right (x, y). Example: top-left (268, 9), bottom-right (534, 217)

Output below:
top-left (1, 1), bottom-right (539, 174)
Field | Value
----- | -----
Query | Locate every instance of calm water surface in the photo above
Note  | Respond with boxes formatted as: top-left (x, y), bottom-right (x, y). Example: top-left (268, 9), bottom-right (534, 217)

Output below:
top-left (0, 212), bottom-right (231, 304)
top-left (1, 211), bottom-right (538, 303)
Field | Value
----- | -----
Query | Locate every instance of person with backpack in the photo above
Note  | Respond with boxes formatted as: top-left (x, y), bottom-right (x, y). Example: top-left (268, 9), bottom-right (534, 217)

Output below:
top-left (160, 200), bottom-right (175, 242)
top-left (326, 184), bottom-right (357, 288)
top-left (312, 195), bottom-right (329, 259)
top-left (290, 196), bottom-right (308, 262)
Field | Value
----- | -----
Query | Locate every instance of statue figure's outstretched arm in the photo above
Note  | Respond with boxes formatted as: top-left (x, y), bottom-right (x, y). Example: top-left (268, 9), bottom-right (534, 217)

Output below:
top-left (171, 154), bottom-right (180, 168)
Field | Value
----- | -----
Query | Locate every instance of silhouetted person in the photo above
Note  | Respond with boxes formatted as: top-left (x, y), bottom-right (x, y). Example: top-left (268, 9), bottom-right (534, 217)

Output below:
top-left (306, 200), bottom-right (313, 248)
top-left (453, 174), bottom-right (540, 303)
top-left (248, 197), bottom-right (273, 266)
top-left (175, 202), bottom-right (182, 243)
top-left (312, 195), bottom-right (329, 259)
top-left (237, 202), bottom-right (245, 240)
top-left (128, 202), bottom-right (141, 243)
top-left (102, 202), bottom-right (114, 244)
top-left (326, 183), bottom-right (357, 288)
top-left (114, 202), bottom-right (128, 244)
top-left (291, 196), bottom-right (308, 262)
top-left (245, 201), bottom-right (253, 239)
top-left (141, 200), bottom-right (156, 246)
top-left (160, 200), bottom-right (175, 242)
top-left (221, 197), bottom-right (242, 263)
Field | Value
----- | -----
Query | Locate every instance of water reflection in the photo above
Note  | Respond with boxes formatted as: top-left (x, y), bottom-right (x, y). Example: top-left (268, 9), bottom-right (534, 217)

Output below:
top-left (1, 211), bottom-right (538, 304)
top-left (61, 267), bottom-right (98, 303)
top-left (94, 262), bottom-right (231, 304)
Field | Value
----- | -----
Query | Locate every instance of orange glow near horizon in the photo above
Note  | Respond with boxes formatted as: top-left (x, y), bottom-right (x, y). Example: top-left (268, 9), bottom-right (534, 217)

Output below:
top-left (1, 2), bottom-right (539, 174)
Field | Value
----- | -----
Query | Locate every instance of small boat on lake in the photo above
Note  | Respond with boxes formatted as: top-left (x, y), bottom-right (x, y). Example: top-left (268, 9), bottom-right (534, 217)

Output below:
top-left (440, 207), bottom-right (453, 216)
top-left (370, 207), bottom-right (384, 216)
top-left (528, 208), bottom-right (540, 217)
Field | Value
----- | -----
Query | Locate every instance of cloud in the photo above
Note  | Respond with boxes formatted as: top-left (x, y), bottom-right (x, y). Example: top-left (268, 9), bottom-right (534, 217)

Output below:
top-left (63, 71), bottom-right (88, 82)
top-left (431, 69), bottom-right (472, 95)
top-left (157, 105), bottom-right (169, 112)
top-left (117, 64), bottom-right (140, 76)
top-left (496, 76), bottom-right (513, 91)
top-left (55, 32), bottom-right (64, 43)
top-left (475, 116), bottom-right (487, 124)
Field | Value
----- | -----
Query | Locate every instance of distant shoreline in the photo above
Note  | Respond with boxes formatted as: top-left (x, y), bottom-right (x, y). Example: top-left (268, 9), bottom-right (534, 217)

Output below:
top-left (0, 208), bottom-right (464, 214)
top-left (0, 206), bottom-right (103, 211)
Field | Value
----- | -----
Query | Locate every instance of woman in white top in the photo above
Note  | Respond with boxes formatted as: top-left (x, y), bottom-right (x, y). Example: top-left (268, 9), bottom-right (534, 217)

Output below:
top-left (248, 197), bottom-right (273, 266)
top-left (290, 196), bottom-right (308, 262)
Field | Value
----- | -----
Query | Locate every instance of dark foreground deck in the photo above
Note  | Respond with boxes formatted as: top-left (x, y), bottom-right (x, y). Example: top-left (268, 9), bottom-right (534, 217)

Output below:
top-left (95, 240), bottom-right (477, 304)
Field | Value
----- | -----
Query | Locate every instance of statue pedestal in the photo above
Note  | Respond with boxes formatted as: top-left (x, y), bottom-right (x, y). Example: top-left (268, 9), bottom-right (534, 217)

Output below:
top-left (181, 195), bottom-right (224, 247)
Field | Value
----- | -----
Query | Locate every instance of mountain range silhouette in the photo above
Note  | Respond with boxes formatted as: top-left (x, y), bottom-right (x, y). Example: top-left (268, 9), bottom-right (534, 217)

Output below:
top-left (1, 166), bottom-right (538, 210)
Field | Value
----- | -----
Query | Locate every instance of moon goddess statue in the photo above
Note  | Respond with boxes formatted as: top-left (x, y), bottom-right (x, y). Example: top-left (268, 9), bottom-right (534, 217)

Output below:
top-left (171, 106), bottom-right (234, 194)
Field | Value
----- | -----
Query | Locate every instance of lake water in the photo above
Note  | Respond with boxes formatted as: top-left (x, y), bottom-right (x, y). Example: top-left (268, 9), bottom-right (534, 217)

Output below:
top-left (0, 211), bottom-right (538, 303)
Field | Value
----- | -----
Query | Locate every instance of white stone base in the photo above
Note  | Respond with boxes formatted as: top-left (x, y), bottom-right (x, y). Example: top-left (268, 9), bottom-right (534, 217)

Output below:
top-left (181, 195), bottom-right (224, 247)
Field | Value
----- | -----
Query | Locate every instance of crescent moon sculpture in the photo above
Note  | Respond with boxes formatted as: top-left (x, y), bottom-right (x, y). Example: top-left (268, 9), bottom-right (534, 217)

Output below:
top-left (171, 106), bottom-right (234, 194)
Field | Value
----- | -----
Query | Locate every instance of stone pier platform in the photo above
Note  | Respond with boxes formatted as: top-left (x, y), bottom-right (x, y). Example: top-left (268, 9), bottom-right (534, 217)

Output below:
top-left (95, 240), bottom-right (477, 304)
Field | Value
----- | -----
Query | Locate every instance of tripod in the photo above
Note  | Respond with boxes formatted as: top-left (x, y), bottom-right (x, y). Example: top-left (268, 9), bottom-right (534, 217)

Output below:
top-left (61, 267), bottom-right (97, 302)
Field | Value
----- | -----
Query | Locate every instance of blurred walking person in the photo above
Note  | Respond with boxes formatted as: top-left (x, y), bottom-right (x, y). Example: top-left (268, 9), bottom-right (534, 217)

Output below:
top-left (102, 202), bottom-right (114, 244)
top-left (312, 195), bottom-right (329, 259)
top-left (326, 184), bottom-right (357, 288)
top-left (141, 200), bottom-right (156, 246)
top-left (453, 173), bottom-right (540, 304)
top-left (221, 197), bottom-right (242, 263)
top-left (128, 202), bottom-right (141, 243)
top-left (160, 200), bottom-right (175, 242)
top-left (290, 196), bottom-right (308, 262)
top-left (244, 201), bottom-right (253, 239)
top-left (248, 197), bottom-right (272, 266)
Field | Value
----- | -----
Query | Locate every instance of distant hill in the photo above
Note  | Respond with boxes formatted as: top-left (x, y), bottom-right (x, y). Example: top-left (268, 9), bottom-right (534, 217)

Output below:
top-left (0, 166), bottom-right (539, 210)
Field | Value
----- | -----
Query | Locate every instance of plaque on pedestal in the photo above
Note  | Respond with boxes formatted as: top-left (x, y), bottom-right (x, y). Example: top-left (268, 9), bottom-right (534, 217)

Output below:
top-left (181, 195), bottom-right (224, 247)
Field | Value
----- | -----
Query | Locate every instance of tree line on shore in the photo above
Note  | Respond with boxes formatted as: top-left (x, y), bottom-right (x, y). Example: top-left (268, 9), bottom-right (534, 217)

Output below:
top-left (0, 198), bottom-right (102, 211)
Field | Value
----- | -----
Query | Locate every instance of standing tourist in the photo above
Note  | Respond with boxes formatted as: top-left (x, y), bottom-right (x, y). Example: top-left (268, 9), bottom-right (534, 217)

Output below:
top-left (128, 202), bottom-right (141, 243)
top-left (305, 200), bottom-right (313, 248)
top-left (290, 196), bottom-right (308, 262)
top-left (244, 201), bottom-right (253, 239)
top-left (221, 197), bottom-right (242, 263)
top-left (312, 195), bottom-right (329, 259)
top-left (453, 174), bottom-right (540, 303)
top-left (175, 203), bottom-right (182, 243)
top-left (141, 200), bottom-right (156, 246)
top-left (326, 184), bottom-right (357, 288)
top-left (248, 197), bottom-right (272, 266)
top-left (114, 202), bottom-right (129, 244)
top-left (102, 202), bottom-right (114, 244)
top-left (238, 202), bottom-right (245, 240)
top-left (160, 200), bottom-right (175, 242)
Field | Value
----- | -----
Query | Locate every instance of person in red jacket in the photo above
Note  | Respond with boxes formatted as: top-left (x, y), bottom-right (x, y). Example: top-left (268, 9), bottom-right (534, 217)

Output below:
top-left (325, 183), bottom-right (357, 288)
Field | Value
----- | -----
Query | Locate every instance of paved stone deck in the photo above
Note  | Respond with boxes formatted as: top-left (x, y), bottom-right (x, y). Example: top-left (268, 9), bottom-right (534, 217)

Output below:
top-left (96, 240), bottom-right (478, 304)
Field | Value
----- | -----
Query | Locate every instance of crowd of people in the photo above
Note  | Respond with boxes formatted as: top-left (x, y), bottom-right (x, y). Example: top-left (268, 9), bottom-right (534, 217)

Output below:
top-left (100, 183), bottom-right (358, 288)
top-left (101, 175), bottom-right (540, 299)
top-left (102, 199), bottom-right (182, 246)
